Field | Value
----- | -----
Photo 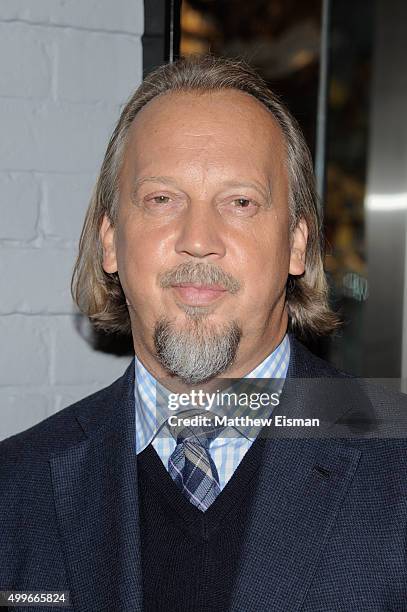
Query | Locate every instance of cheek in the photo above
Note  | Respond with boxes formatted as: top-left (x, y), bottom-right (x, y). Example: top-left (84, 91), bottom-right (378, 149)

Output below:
top-left (115, 226), bottom-right (165, 303)
top-left (240, 220), bottom-right (290, 264)
top-left (235, 227), bottom-right (290, 298)
top-left (116, 207), bottom-right (174, 268)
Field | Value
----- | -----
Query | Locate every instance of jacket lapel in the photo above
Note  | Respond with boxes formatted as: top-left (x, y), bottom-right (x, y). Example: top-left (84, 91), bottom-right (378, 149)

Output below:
top-left (49, 361), bottom-right (143, 612)
top-left (230, 436), bottom-right (361, 611)
top-left (230, 336), bottom-right (365, 611)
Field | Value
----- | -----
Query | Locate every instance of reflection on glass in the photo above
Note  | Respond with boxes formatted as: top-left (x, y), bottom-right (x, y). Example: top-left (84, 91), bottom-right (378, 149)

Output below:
top-left (323, 2), bottom-right (373, 375)
top-left (180, 0), bottom-right (321, 156)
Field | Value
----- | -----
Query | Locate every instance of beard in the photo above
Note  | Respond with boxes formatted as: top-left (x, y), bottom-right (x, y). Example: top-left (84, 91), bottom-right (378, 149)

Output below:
top-left (153, 315), bottom-right (242, 384)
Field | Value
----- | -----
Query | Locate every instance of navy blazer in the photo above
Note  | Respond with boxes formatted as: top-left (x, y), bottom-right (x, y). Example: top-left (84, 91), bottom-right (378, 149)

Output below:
top-left (1, 336), bottom-right (406, 611)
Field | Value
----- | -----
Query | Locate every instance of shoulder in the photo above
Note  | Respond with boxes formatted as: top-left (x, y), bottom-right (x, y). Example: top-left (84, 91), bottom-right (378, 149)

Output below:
top-left (290, 334), bottom-right (407, 441)
top-left (288, 334), bottom-right (352, 379)
top-left (0, 361), bottom-right (133, 465)
top-left (290, 333), bottom-right (407, 398)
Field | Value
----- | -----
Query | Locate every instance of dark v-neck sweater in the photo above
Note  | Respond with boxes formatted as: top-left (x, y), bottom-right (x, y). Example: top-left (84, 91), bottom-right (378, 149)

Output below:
top-left (137, 436), bottom-right (266, 612)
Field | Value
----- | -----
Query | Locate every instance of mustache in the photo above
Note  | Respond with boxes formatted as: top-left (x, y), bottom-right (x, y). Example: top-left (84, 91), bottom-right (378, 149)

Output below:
top-left (158, 261), bottom-right (242, 294)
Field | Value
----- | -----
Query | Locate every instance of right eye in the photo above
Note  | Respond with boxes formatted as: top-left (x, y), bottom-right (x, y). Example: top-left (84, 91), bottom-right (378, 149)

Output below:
top-left (150, 195), bottom-right (171, 204)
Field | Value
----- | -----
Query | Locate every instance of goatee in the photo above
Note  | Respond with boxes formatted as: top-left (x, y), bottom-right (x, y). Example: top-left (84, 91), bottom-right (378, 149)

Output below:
top-left (153, 317), bottom-right (242, 384)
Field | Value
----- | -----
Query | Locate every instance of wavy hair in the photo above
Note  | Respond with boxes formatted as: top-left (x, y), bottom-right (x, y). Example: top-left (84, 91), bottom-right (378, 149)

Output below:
top-left (71, 54), bottom-right (339, 338)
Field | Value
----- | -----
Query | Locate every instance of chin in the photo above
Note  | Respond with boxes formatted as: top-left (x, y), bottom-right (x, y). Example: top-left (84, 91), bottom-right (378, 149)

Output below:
top-left (175, 302), bottom-right (221, 321)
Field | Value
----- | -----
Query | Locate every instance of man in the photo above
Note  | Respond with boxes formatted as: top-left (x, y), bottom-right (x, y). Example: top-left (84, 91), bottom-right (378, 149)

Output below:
top-left (0, 55), bottom-right (406, 612)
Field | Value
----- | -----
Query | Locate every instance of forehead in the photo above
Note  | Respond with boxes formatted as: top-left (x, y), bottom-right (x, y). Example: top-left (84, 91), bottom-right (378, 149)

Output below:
top-left (122, 89), bottom-right (287, 183)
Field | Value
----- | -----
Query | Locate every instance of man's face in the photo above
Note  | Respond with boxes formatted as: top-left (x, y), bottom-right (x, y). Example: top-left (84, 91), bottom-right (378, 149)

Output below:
top-left (100, 90), bottom-right (307, 383)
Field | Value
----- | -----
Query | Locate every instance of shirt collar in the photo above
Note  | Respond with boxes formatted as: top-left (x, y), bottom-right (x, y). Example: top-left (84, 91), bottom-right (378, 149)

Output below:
top-left (134, 333), bottom-right (290, 453)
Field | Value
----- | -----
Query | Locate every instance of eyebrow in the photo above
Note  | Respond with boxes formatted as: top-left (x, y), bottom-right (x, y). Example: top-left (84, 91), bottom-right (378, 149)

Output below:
top-left (221, 179), bottom-right (272, 204)
top-left (133, 176), bottom-right (180, 190)
top-left (133, 175), bottom-right (273, 205)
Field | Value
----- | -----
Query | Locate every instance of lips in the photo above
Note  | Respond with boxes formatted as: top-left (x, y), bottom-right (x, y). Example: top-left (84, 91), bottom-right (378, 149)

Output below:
top-left (171, 283), bottom-right (227, 305)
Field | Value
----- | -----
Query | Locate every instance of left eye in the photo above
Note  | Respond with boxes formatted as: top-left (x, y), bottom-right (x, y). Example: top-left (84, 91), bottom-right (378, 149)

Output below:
top-left (233, 198), bottom-right (252, 207)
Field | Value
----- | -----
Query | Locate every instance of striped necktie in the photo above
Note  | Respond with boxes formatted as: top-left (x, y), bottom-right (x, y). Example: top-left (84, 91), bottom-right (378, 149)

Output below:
top-left (167, 412), bottom-right (222, 511)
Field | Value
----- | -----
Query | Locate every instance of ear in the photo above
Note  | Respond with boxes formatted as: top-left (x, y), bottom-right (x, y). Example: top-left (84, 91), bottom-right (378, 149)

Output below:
top-left (100, 214), bottom-right (118, 273)
top-left (289, 218), bottom-right (308, 276)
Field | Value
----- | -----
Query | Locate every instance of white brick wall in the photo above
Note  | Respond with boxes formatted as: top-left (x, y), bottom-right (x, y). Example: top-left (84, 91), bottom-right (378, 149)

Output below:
top-left (0, 1), bottom-right (143, 440)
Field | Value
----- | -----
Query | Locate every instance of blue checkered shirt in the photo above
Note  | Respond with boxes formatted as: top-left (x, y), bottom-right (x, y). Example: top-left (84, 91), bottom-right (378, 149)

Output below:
top-left (134, 333), bottom-right (290, 490)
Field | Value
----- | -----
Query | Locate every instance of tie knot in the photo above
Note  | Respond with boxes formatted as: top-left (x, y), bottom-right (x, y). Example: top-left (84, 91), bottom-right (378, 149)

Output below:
top-left (167, 410), bottom-right (222, 449)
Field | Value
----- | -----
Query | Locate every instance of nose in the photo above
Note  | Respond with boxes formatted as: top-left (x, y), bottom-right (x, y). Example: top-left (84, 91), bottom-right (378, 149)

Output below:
top-left (174, 201), bottom-right (226, 260)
